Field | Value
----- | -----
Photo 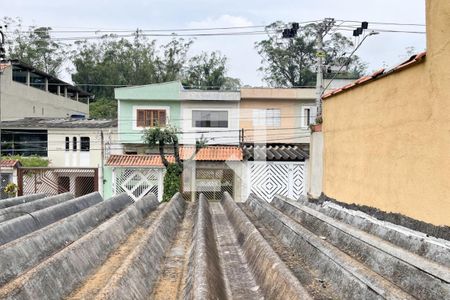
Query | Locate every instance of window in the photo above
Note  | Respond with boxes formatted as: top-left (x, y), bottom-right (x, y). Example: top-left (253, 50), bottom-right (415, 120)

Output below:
top-left (192, 110), bottom-right (228, 128)
top-left (302, 106), bottom-right (316, 127)
top-left (252, 109), bottom-right (281, 127)
top-left (136, 109), bottom-right (166, 127)
top-left (73, 137), bottom-right (77, 151)
top-left (65, 137), bottom-right (70, 151)
top-left (80, 137), bottom-right (90, 152)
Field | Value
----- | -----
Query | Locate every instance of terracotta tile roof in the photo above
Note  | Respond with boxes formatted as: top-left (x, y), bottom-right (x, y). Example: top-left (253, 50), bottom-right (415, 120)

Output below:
top-left (106, 146), bottom-right (243, 167)
top-left (0, 64), bottom-right (10, 71)
top-left (179, 146), bottom-right (242, 161)
top-left (0, 160), bottom-right (21, 168)
top-left (106, 155), bottom-right (174, 167)
top-left (323, 51), bottom-right (426, 99)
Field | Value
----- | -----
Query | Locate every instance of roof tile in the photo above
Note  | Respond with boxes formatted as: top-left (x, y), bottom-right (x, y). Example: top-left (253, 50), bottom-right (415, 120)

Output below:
top-left (0, 160), bottom-right (21, 168)
top-left (106, 146), bottom-right (243, 167)
top-left (323, 52), bottom-right (426, 100)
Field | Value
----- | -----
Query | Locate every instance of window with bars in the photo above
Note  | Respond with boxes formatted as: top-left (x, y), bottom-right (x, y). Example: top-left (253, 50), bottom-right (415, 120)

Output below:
top-left (136, 109), bottom-right (167, 127)
top-left (80, 137), bottom-right (90, 152)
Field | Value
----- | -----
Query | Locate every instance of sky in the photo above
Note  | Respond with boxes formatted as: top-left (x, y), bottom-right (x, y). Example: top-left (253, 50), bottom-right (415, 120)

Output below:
top-left (0, 0), bottom-right (426, 86)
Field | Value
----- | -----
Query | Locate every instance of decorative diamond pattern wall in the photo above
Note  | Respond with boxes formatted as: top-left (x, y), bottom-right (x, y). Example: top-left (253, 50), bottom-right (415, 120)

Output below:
top-left (113, 168), bottom-right (163, 202)
top-left (249, 162), bottom-right (305, 202)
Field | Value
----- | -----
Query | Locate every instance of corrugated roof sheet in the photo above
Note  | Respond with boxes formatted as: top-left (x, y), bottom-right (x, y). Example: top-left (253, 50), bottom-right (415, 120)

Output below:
top-left (323, 52), bottom-right (426, 99)
top-left (106, 146), bottom-right (243, 166)
top-left (243, 145), bottom-right (309, 161)
top-left (0, 160), bottom-right (21, 168)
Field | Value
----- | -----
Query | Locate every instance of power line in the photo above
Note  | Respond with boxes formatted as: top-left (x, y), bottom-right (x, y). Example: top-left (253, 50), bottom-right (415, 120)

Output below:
top-left (336, 20), bottom-right (425, 27)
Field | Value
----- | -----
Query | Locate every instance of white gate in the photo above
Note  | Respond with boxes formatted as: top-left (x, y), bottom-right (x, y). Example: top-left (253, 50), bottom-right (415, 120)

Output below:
top-left (248, 161), bottom-right (305, 202)
top-left (112, 168), bottom-right (164, 202)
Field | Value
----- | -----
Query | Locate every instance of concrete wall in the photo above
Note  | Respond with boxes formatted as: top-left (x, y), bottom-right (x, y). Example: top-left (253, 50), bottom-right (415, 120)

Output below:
top-left (240, 89), bottom-right (315, 144)
top-left (180, 101), bottom-right (240, 145)
top-left (322, 0), bottom-right (450, 226)
top-left (308, 132), bottom-right (323, 198)
top-left (0, 67), bottom-right (88, 120)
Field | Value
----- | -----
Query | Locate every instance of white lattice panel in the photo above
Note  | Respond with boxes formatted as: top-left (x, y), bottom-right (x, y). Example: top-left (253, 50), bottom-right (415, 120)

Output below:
top-left (113, 168), bottom-right (163, 202)
top-left (248, 162), bottom-right (305, 202)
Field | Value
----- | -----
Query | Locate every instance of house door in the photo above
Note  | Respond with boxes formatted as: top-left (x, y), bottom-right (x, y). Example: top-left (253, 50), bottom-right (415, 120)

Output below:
top-left (248, 161), bottom-right (305, 202)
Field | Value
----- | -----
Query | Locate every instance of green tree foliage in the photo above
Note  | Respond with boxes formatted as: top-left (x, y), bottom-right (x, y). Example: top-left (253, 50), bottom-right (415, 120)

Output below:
top-left (71, 34), bottom-right (193, 99)
top-left (255, 21), bottom-right (366, 87)
top-left (2, 155), bottom-right (49, 167)
top-left (89, 98), bottom-right (118, 119)
top-left (3, 17), bottom-right (69, 76)
top-left (182, 51), bottom-right (240, 90)
top-left (162, 163), bottom-right (182, 202)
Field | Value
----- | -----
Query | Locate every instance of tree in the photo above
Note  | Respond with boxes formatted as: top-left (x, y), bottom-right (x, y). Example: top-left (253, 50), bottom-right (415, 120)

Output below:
top-left (255, 21), bottom-right (366, 87)
top-left (3, 17), bottom-right (69, 76)
top-left (71, 33), bottom-right (193, 100)
top-left (183, 51), bottom-right (229, 90)
top-left (143, 125), bottom-right (206, 202)
top-left (143, 126), bottom-right (183, 202)
top-left (89, 98), bottom-right (118, 119)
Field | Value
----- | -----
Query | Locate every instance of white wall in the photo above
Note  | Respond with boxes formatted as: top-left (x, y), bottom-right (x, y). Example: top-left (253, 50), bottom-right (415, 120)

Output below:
top-left (180, 101), bottom-right (240, 145)
top-left (48, 128), bottom-right (119, 196)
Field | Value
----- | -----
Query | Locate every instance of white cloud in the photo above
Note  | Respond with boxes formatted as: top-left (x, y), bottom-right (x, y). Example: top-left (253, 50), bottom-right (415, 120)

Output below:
top-left (188, 14), bottom-right (254, 28)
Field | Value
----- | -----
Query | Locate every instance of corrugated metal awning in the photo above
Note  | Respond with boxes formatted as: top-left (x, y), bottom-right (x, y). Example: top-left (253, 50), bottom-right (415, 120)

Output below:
top-left (243, 145), bottom-right (309, 161)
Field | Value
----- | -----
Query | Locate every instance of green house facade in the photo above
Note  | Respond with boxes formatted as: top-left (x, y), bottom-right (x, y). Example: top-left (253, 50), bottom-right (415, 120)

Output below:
top-left (115, 81), bottom-right (183, 144)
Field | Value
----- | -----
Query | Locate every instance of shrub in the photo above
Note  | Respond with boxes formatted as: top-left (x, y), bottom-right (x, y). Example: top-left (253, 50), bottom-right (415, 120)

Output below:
top-left (2, 155), bottom-right (50, 167)
top-left (162, 163), bottom-right (182, 202)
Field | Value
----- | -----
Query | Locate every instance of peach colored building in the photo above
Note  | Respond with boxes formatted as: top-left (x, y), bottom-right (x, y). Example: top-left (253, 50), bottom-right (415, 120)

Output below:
top-left (240, 88), bottom-right (316, 145)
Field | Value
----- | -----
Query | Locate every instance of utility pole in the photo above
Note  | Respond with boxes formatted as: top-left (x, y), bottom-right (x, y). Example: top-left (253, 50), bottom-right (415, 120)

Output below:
top-left (0, 25), bottom-right (6, 199)
top-left (314, 18), bottom-right (335, 117)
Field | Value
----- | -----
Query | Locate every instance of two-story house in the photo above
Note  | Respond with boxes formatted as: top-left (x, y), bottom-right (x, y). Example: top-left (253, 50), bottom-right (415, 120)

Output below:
top-left (1, 117), bottom-right (118, 197)
top-left (104, 81), bottom-right (243, 202)
top-left (239, 87), bottom-right (315, 202)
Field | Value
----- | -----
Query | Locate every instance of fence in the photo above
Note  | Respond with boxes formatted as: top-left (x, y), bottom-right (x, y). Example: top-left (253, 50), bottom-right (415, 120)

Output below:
top-left (17, 167), bottom-right (98, 197)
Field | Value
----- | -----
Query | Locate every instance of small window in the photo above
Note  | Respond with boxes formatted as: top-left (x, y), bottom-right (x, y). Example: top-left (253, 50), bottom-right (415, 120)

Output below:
top-left (33, 106), bottom-right (36, 114)
top-left (302, 106), bottom-right (316, 127)
top-left (73, 137), bottom-right (77, 151)
top-left (136, 109), bottom-right (166, 127)
top-left (192, 110), bottom-right (228, 128)
top-left (80, 137), bottom-right (90, 152)
top-left (41, 107), bottom-right (44, 115)
top-left (65, 137), bottom-right (70, 151)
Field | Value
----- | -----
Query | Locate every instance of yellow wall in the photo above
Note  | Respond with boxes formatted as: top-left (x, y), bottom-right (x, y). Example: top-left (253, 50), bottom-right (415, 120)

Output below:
top-left (322, 0), bottom-right (450, 226)
top-left (240, 88), bottom-right (315, 144)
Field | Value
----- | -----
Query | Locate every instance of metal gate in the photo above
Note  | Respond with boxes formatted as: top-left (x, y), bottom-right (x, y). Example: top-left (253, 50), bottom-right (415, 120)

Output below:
top-left (248, 161), bottom-right (305, 202)
top-left (17, 168), bottom-right (98, 197)
top-left (195, 168), bottom-right (234, 201)
top-left (112, 168), bottom-right (164, 202)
